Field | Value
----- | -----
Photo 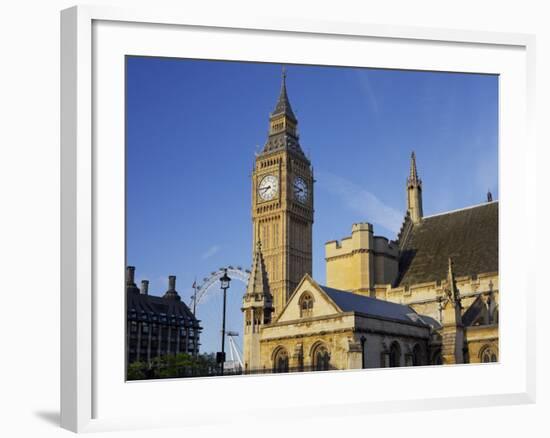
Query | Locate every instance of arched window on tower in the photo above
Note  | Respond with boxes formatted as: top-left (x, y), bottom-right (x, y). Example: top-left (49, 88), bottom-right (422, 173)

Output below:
top-left (299, 292), bottom-right (314, 318)
top-left (273, 347), bottom-right (289, 373)
top-left (389, 341), bottom-right (401, 367)
top-left (480, 345), bottom-right (498, 363)
top-left (312, 343), bottom-right (330, 371)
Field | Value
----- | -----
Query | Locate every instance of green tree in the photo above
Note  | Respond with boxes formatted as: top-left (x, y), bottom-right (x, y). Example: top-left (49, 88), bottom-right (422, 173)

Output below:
top-left (158, 352), bottom-right (195, 378)
top-left (127, 361), bottom-right (147, 380)
top-left (127, 352), bottom-right (223, 380)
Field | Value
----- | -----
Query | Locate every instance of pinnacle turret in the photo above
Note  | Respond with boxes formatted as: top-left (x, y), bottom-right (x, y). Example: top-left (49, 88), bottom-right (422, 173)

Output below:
top-left (406, 151), bottom-right (424, 224)
top-left (441, 257), bottom-right (465, 364)
top-left (245, 241), bottom-right (271, 296)
top-left (446, 258), bottom-right (461, 306)
top-left (408, 151), bottom-right (421, 187)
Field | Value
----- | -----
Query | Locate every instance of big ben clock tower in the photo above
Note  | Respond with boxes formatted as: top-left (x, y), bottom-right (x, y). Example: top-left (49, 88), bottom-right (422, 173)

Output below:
top-left (248, 68), bottom-right (314, 318)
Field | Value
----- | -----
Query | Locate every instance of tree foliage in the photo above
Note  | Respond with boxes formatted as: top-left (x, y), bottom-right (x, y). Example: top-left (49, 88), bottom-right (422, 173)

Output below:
top-left (127, 352), bottom-right (219, 380)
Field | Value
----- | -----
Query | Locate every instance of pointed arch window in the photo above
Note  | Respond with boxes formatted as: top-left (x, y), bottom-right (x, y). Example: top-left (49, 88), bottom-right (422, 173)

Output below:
top-left (312, 344), bottom-right (330, 371)
top-left (412, 344), bottom-right (423, 366)
top-left (480, 345), bottom-right (498, 363)
top-left (273, 347), bottom-right (289, 373)
top-left (299, 292), bottom-right (314, 318)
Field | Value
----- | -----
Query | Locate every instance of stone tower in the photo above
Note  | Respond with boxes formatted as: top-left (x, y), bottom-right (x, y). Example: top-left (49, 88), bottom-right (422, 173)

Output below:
top-left (242, 242), bottom-right (273, 371)
top-left (250, 68), bottom-right (314, 317)
top-left (407, 151), bottom-right (423, 224)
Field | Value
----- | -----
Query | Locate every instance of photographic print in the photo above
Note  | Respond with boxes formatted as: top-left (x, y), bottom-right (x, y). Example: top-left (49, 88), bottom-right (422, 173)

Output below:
top-left (125, 58), bottom-right (498, 380)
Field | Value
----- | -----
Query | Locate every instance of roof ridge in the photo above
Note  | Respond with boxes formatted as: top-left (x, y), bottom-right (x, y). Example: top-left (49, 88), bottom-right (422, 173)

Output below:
top-left (320, 285), bottom-right (412, 308)
top-left (423, 200), bottom-right (498, 220)
top-left (319, 285), bottom-right (428, 326)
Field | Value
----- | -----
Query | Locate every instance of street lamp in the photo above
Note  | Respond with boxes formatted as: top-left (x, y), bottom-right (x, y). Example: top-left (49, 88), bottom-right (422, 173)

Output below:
top-left (218, 269), bottom-right (231, 376)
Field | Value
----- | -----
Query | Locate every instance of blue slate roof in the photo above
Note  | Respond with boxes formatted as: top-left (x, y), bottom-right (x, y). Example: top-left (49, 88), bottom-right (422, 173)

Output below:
top-left (320, 285), bottom-right (429, 326)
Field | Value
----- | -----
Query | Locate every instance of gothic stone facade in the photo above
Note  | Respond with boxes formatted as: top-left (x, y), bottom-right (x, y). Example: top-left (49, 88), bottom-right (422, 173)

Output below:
top-left (242, 71), bottom-right (498, 373)
top-left (325, 201), bottom-right (499, 365)
top-left (257, 275), bottom-right (431, 372)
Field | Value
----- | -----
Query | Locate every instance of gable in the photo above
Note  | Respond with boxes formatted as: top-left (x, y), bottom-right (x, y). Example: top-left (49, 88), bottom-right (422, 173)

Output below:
top-left (276, 276), bottom-right (341, 323)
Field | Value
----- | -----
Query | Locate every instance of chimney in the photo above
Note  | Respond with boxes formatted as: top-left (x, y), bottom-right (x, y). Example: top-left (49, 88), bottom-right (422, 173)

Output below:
top-left (164, 275), bottom-right (180, 301)
top-left (126, 266), bottom-right (136, 286)
top-left (140, 280), bottom-right (149, 295)
top-left (168, 275), bottom-right (176, 292)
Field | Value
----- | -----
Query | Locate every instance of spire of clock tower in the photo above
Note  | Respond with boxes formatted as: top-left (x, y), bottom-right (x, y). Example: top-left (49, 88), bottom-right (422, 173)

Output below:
top-left (271, 67), bottom-right (296, 122)
top-left (263, 67), bottom-right (306, 158)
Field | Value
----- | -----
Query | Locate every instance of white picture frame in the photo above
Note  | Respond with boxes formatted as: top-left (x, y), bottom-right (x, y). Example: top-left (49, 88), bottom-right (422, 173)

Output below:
top-left (60, 5), bottom-right (536, 433)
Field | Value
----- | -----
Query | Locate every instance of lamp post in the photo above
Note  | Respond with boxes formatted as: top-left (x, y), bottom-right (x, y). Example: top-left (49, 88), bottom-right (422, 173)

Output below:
top-left (219, 269), bottom-right (231, 376)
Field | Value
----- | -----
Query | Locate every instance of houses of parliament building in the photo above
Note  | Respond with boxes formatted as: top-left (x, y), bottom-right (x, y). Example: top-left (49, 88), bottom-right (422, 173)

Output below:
top-left (241, 70), bottom-right (499, 373)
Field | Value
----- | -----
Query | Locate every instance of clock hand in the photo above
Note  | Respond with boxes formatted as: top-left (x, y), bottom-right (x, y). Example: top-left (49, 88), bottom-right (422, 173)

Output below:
top-left (259, 186), bottom-right (271, 192)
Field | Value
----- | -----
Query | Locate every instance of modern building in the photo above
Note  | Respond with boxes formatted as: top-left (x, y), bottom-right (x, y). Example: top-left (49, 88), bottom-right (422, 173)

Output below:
top-left (242, 71), bottom-right (499, 373)
top-left (126, 266), bottom-right (201, 365)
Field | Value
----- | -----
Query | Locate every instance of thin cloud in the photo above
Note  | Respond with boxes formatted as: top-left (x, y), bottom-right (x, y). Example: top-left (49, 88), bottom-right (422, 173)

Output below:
top-left (356, 70), bottom-right (380, 115)
top-left (201, 245), bottom-right (221, 260)
top-left (317, 171), bottom-right (403, 234)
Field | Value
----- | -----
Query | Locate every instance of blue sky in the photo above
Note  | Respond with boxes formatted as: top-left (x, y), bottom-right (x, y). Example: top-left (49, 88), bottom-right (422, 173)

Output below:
top-left (126, 57), bottom-right (498, 355)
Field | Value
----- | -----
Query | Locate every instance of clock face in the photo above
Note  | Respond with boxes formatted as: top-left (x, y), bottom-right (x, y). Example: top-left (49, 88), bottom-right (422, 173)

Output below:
top-left (258, 174), bottom-right (279, 201)
top-left (293, 177), bottom-right (309, 203)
